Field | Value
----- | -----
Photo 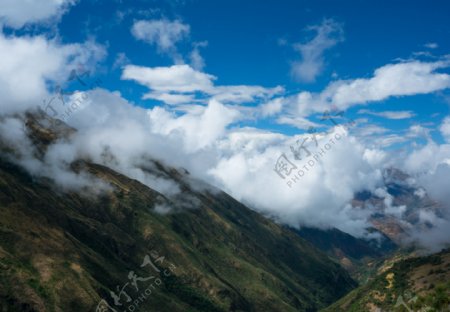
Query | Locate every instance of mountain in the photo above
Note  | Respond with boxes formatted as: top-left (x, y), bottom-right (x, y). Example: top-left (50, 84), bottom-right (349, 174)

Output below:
top-left (322, 248), bottom-right (450, 312)
top-left (0, 113), bottom-right (356, 312)
top-left (353, 168), bottom-right (444, 246)
top-left (294, 227), bottom-right (397, 282)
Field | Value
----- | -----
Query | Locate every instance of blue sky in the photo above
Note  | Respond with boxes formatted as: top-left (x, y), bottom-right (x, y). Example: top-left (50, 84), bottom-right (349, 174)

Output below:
top-left (2, 0), bottom-right (449, 148)
top-left (32, 0), bottom-right (449, 143)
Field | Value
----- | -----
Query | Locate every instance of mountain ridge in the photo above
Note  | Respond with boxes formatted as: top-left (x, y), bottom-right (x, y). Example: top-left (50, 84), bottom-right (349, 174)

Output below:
top-left (0, 116), bottom-right (357, 311)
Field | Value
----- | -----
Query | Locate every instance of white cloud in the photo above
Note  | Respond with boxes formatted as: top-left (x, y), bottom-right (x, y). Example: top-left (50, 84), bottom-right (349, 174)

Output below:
top-left (409, 163), bottom-right (450, 252)
top-left (420, 163), bottom-right (450, 207)
top-left (354, 124), bottom-right (389, 138)
top-left (355, 131), bottom-right (408, 152)
top-left (0, 32), bottom-right (105, 115)
top-left (210, 85), bottom-right (283, 104)
top-left (0, 0), bottom-right (74, 29)
top-left (377, 134), bottom-right (409, 148)
top-left (403, 142), bottom-right (450, 174)
top-left (363, 148), bottom-right (387, 166)
top-left (414, 188), bottom-right (426, 198)
top-left (330, 60), bottom-right (450, 109)
top-left (122, 64), bottom-right (283, 105)
top-left (374, 187), bottom-right (407, 218)
top-left (131, 19), bottom-right (190, 63)
top-left (358, 109), bottom-right (416, 119)
top-left (440, 116), bottom-right (450, 142)
top-left (290, 19), bottom-right (343, 83)
top-left (276, 59), bottom-right (450, 118)
top-left (143, 92), bottom-right (196, 105)
top-left (147, 99), bottom-right (241, 152)
top-left (209, 128), bottom-right (383, 237)
top-left (276, 116), bottom-right (321, 130)
top-left (122, 64), bottom-right (215, 93)
top-left (407, 124), bottom-right (431, 141)
top-left (216, 127), bottom-right (284, 153)
top-left (260, 98), bottom-right (284, 117)
top-left (0, 115), bottom-right (111, 192)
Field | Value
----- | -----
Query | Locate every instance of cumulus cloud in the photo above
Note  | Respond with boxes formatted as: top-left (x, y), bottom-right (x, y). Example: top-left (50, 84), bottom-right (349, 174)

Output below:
top-left (407, 124), bottom-right (432, 141)
top-left (0, 12), bottom-right (106, 191)
top-left (147, 99), bottom-right (241, 152)
top-left (290, 19), bottom-right (343, 83)
top-left (122, 64), bottom-right (283, 105)
top-left (260, 98), bottom-right (284, 117)
top-left (399, 149), bottom-right (450, 250)
top-left (209, 127), bottom-right (383, 237)
top-left (420, 163), bottom-right (450, 207)
top-left (276, 59), bottom-right (450, 118)
top-left (131, 19), bottom-right (190, 63)
top-left (122, 64), bottom-right (215, 93)
top-left (0, 32), bottom-right (105, 115)
top-left (405, 144), bottom-right (450, 177)
top-left (407, 163), bottom-right (450, 252)
top-left (1, 85), bottom-right (240, 198)
top-left (0, 0), bottom-right (74, 28)
top-left (326, 60), bottom-right (450, 109)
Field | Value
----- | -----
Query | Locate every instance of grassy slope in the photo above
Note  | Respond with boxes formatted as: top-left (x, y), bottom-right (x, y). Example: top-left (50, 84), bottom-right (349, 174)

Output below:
top-left (293, 227), bottom-right (397, 284)
top-left (322, 249), bottom-right (450, 312)
top-left (0, 155), bottom-right (356, 312)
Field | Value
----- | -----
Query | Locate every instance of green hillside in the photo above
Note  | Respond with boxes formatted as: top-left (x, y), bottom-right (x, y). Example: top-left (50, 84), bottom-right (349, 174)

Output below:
top-left (0, 117), bottom-right (356, 312)
top-left (322, 249), bottom-right (450, 312)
